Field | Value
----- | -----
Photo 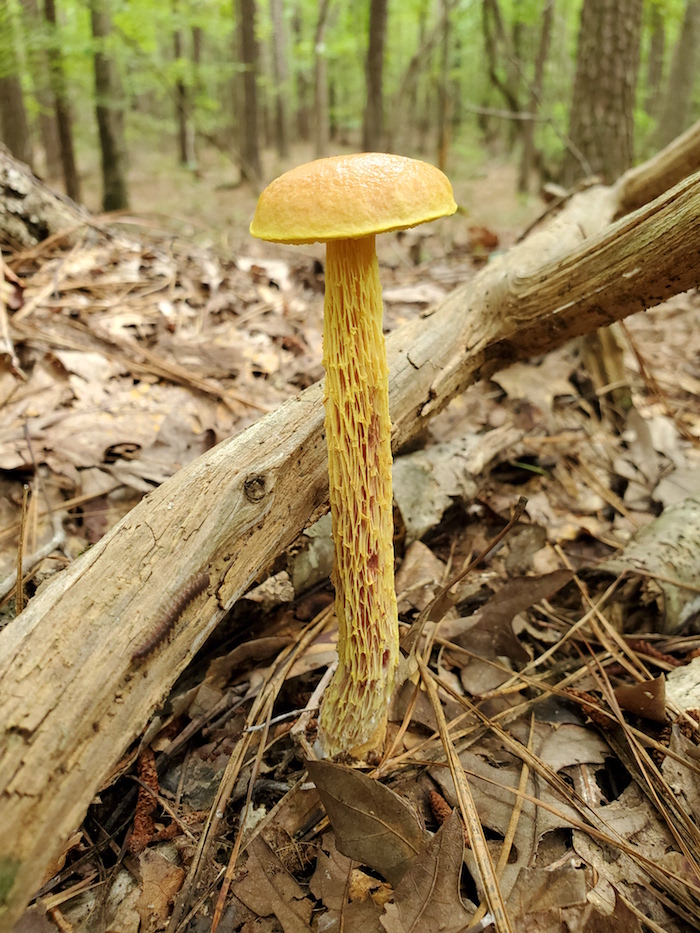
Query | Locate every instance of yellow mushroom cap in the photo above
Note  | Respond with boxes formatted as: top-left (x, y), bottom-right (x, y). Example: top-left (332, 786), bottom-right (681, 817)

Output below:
top-left (250, 152), bottom-right (457, 244)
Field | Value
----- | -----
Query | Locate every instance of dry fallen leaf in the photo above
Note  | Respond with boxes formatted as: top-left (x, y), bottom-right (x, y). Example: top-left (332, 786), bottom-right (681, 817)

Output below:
top-left (380, 810), bottom-right (473, 933)
top-left (614, 675), bottom-right (667, 723)
top-left (307, 760), bottom-right (428, 886)
top-left (232, 836), bottom-right (313, 933)
top-left (309, 833), bottom-right (354, 911)
top-left (454, 571), bottom-right (573, 666)
top-left (135, 849), bottom-right (185, 927)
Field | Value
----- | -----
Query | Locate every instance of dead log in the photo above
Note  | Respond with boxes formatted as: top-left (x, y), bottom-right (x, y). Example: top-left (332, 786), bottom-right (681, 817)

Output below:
top-left (0, 149), bottom-right (89, 249)
top-left (615, 118), bottom-right (700, 217)
top-left (1, 154), bottom-right (700, 927)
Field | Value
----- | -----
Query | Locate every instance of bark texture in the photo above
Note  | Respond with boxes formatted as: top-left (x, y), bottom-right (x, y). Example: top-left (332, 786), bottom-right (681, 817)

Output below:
top-left (91, 0), bottom-right (129, 211)
top-left (313, 0), bottom-right (331, 158)
top-left (362, 0), bottom-right (388, 152)
top-left (0, 78), bottom-right (32, 169)
top-left (644, 4), bottom-right (665, 118)
top-left (19, 0), bottom-right (61, 177)
top-left (173, 2), bottom-right (188, 166)
top-left (269, 0), bottom-right (289, 158)
top-left (293, 6), bottom-right (310, 141)
top-left (1, 142), bottom-right (700, 929)
top-left (562, 0), bottom-right (643, 185)
top-left (0, 149), bottom-right (88, 248)
top-left (0, 1), bottom-right (32, 168)
top-left (518, 0), bottom-right (553, 193)
top-left (238, 0), bottom-right (261, 182)
top-left (617, 117), bottom-right (700, 216)
top-left (44, 0), bottom-right (80, 202)
top-left (655, 0), bottom-right (700, 148)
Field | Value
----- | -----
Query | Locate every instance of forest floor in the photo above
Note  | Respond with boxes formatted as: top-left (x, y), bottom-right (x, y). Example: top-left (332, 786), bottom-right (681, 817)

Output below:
top-left (3, 142), bottom-right (700, 933)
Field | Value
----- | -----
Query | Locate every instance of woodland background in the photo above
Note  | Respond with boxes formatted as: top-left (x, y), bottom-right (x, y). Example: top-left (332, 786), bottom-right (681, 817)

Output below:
top-left (1, 0), bottom-right (699, 221)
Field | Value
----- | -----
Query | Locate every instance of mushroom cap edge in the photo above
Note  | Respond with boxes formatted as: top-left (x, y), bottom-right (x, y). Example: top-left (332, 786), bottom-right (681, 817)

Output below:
top-left (250, 152), bottom-right (457, 245)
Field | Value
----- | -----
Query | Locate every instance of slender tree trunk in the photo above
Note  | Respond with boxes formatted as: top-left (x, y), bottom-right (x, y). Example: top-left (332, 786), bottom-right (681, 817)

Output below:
top-left (562, 0), bottom-right (643, 425)
top-left (507, 0), bottom-right (524, 148)
top-left (561, 0), bottom-right (643, 186)
top-left (43, 0), bottom-right (80, 201)
top-left (237, 0), bottom-right (261, 182)
top-left (313, 0), bottom-right (331, 158)
top-left (293, 5), bottom-right (310, 141)
top-left (0, 0), bottom-right (33, 167)
top-left (173, 0), bottom-right (188, 166)
top-left (436, 0), bottom-right (450, 170)
top-left (90, 0), bottom-right (128, 210)
top-left (518, 0), bottom-right (554, 193)
top-left (482, 0), bottom-right (523, 151)
top-left (270, 0), bottom-right (289, 158)
top-left (0, 80), bottom-right (32, 169)
top-left (450, 32), bottom-right (462, 135)
top-left (362, 0), bottom-right (388, 151)
top-left (644, 4), bottom-right (665, 118)
top-left (655, 0), bottom-right (700, 147)
top-left (188, 23), bottom-right (201, 167)
top-left (20, 0), bottom-right (60, 176)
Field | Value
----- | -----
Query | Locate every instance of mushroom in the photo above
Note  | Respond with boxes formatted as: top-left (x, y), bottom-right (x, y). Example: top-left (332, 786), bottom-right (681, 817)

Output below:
top-left (251, 153), bottom-right (456, 756)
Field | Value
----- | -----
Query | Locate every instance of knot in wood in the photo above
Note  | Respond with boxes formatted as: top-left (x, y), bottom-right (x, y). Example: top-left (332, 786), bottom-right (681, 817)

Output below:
top-left (244, 473), bottom-right (267, 503)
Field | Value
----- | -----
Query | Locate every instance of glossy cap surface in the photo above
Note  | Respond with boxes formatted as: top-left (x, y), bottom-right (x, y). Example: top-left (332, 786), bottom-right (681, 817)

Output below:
top-left (250, 152), bottom-right (457, 244)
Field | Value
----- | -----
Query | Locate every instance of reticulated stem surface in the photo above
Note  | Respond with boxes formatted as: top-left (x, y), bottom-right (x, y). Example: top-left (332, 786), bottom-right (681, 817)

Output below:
top-left (318, 235), bottom-right (399, 757)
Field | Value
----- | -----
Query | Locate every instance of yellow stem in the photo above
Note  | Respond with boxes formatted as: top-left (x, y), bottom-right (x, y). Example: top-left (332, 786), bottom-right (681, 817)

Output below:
top-left (318, 235), bottom-right (399, 757)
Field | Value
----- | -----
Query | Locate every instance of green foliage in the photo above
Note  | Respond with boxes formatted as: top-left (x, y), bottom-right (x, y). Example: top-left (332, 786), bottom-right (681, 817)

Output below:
top-left (2, 0), bottom-right (695, 188)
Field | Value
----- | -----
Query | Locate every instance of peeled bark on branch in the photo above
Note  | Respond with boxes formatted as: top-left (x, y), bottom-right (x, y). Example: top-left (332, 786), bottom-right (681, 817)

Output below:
top-left (1, 155), bottom-right (700, 928)
top-left (0, 149), bottom-right (87, 248)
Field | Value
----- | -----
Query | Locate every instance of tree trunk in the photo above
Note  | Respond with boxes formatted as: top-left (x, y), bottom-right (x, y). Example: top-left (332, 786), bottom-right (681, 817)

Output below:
top-left (313, 0), bottom-right (331, 158)
top-left (43, 0), bottom-right (80, 201)
top-left (19, 0), bottom-right (60, 176)
top-left (188, 23), bottom-right (201, 167)
top-left (644, 4), bottom-right (665, 119)
top-left (436, 0), bottom-right (450, 171)
top-left (293, 5), bottom-right (310, 141)
top-left (518, 0), bottom-right (554, 193)
top-left (414, 0), bottom-right (430, 153)
top-left (562, 0), bottom-right (643, 425)
top-left (482, 0), bottom-right (523, 151)
top-left (362, 0), bottom-right (388, 151)
top-left (90, 0), bottom-right (129, 210)
top-left (655, 0), bottom-right (700, 148)
top-left (507, 0), bottom-right (524, 149)
top-left (2, 132), bottom-right (700, 926)
top-left (270, 0), bottom-right (289, 158)
top-left (238, 0), bottom-right (261, 182)
top-left (0, 0), bottom-right (33, 168)
top-left (561, 0), bottom-right (643, 186)
top-left (173, 0), bottom-right (188, 166)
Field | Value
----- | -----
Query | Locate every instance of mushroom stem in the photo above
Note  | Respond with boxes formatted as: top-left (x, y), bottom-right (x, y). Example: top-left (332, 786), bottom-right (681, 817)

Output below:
top-left (318, 235), bottom-right (399, 757)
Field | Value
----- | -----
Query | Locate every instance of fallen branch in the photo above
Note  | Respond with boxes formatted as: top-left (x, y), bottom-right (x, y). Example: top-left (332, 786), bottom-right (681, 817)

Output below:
top-left (0, 149), bottom-right (89, 249)
top-left (0, 157), bottom-right (700, 927)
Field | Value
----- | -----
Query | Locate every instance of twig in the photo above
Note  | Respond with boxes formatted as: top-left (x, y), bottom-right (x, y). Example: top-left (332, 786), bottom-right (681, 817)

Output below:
top-left (417, 656), bottom-right (513, 933)
top-left (15, 486), bottom-right (29, 614)
top-left (0, 510), bottom-right (67, 602)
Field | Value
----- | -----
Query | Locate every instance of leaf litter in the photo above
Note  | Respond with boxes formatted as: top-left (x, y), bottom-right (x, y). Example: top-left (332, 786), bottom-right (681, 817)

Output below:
top-left (2, 201), bottom-right (700, 933)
